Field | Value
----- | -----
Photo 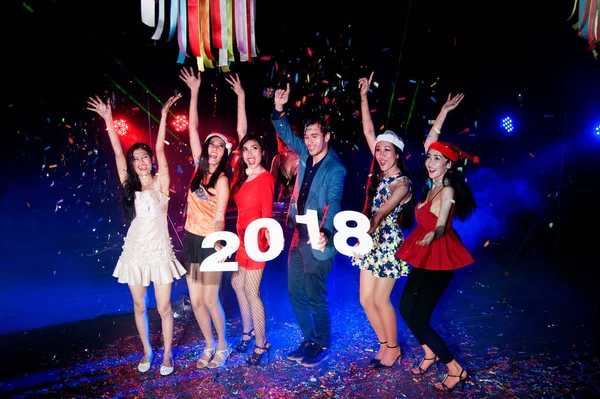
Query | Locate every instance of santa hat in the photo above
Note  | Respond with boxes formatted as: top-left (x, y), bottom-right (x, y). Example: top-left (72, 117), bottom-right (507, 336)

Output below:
top-left (205, 132), bottom-right (233, 153)
top-left (428, 141), bottom-right (479, 164)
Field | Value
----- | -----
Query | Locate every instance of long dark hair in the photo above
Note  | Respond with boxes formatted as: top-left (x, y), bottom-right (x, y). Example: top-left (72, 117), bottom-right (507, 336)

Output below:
top-left (362, 144), bottom-right (415, 230)
top-left (421, 153), bottom-right (477, 222)
top-left (122, 142), bottom-right (155, 224)
top-left (189, 137), bottom-right (230, 194)
top-left (230, 134), bottom-right (267, 196)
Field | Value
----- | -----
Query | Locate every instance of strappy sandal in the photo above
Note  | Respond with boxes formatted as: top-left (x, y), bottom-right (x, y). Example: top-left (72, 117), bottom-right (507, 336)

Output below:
top-left (207, 345), bottom-right (232, 369)
top-left (412, 356), bottom-right (440, 375)
top-left (436, 368), bottom-right (468, 391)
top-left (373, 344), bottom-right (403, 369)
top-left (235, 328), bottom-right (255, 353)
top-left (246, 341), bottom-right (271, 365)
top-left (196, 344), bottom-right (216, 369)
top-left (369, 341), bottom-right (387, 366)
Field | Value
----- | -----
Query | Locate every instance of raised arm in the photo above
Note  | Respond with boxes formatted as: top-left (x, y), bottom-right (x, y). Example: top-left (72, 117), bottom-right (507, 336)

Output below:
top-left (225, 73), bottom-right (247, 142)
top-left (271, 84), bottom-right (304, 155)
top-left (358, 72), bottom-right (377, 154)
top-left (424, 93), bottom-right (464, 152)
top-left (155, 93), bottom-right (182, 195)
top-left (87, 96), bottom-right (128, 184)
top-left (179, 67), bottom-right (202, 163)
top-left (368, 177), bottom-right (411, 234)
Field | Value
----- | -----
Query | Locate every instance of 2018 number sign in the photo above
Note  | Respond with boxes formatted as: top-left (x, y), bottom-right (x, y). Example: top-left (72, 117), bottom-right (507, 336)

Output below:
top-left (199, 210), bottom-right (373, 271)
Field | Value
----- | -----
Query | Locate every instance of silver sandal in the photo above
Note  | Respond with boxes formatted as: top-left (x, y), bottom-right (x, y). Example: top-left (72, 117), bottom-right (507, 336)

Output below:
top-left (196, 344), bottom-right (216, 369)
top-left (207, 345), bottom-right (232, 369)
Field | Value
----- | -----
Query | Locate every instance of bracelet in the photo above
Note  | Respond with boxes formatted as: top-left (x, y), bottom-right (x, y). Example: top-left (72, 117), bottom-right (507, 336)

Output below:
top-left (433, 127), bottom-right (441, 134)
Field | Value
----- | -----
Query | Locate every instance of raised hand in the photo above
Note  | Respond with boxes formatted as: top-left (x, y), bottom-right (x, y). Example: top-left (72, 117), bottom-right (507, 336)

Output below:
top-left (87, 96), bottom-right (113, 120)
top-left (274, 83), bottom-right (290, 110)
top-left (179, 67), bottom-right (201, 92)
top-left (225, 73), bottom-right (245, 97)
top-left (358, 71), bottom-right (374, 97)
top-left (161, 93), bottom-right (182, 116)
top-left (441, 93), bottom-right (464, 114)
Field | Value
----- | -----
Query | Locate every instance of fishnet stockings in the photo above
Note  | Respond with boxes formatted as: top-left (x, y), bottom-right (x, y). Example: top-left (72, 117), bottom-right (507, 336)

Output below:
top-left (231, 267), bottom-right (267, 346)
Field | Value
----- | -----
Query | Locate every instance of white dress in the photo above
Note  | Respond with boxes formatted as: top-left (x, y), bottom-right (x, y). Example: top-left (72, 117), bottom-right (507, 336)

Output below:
top-left (113, 180), bottom-right (186, 286)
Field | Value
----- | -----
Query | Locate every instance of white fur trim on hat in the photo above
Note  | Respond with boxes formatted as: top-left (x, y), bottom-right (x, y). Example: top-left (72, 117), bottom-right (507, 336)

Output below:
top-left (375, 130), bottom-right (404, 152)
top-left (205, 133), bottom-right (232, 153)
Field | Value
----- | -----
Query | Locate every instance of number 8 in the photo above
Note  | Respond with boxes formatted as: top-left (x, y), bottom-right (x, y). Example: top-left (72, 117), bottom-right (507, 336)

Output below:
top-left (333, 211), bottom-right (373, 257)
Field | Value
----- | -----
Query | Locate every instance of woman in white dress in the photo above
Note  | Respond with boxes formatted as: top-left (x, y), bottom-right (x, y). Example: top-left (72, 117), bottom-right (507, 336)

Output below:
top-left (87, 94), bottom-right (187, 376)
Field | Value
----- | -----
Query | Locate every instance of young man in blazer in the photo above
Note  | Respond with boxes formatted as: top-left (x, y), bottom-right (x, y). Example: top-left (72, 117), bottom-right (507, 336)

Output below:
top-left (271, 84), bottom-right (346, 367)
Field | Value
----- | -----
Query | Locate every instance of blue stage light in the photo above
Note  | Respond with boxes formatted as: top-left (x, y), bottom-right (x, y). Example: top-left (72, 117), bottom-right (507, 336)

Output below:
top-left (501, 116), bottom-right (514, 133)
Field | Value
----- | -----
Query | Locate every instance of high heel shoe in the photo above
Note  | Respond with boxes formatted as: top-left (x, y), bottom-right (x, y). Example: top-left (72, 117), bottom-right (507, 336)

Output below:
top-left (207, 345), bottom-right (232, 369)
top-left (373, 344), bottom-right (403, 369)
top-left (246, 341), bottom-right (271, 365)
top-left (436, 368), bottom-right (468, 391)
top-left (369, 341), bottom-right (387, 366)
top-left (196, 344), bottom-right (216, 369)
top-left (235, 328), bottom-right (255, 353)
top-left (412, 356), bottom-right (440, 375)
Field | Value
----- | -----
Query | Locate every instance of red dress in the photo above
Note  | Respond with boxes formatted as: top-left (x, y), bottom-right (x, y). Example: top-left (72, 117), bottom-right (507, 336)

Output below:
top-left (233, 171), bottom-right (275, 270)
top-left (396, 191), bottom-right (473, 271)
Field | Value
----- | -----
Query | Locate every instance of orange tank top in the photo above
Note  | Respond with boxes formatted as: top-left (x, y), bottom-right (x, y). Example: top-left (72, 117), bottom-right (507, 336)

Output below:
top-left (185, 177), bottom-right (221, 237)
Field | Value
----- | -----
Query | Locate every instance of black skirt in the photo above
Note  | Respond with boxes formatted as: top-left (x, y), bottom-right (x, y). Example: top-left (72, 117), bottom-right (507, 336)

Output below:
top-left (183, 230), bottom-right (217, 281)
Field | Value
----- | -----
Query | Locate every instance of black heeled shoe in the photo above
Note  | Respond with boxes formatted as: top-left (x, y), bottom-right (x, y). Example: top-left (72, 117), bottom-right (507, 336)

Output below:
top-left (373, 344), bottom-right (403, 369)
top-left (246, 341), bottom-right (271, 365)
top-left (412, 356), bottom-right (440, 375)
top-left (235, 328), bottom-right (255, 353)
top-left (437, 368), bottom-right (468, 392)
top-left (369, 341), bottom-right (387, 366)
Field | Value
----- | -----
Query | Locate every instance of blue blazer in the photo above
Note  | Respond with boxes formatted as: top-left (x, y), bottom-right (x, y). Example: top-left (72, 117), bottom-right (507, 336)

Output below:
top-left (271, 111), bottom-right (347, 260)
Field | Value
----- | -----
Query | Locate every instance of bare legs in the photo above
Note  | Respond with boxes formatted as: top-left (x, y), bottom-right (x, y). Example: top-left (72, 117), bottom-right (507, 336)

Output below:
top-left (154, 282), bottom-right (174, 367)
top-left (186, 272), bottom-right (228, 365)
top-left (359, 270), bottom-right (401, 366)
top-left (128, 283), bottom-right (175, 368)
top-left (231, 267), bottom-right (267, 352)
top-left (129, 284), bottom-right (153, 363)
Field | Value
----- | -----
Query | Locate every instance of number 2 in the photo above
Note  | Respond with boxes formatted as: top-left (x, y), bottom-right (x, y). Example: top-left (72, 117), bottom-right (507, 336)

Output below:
top-left (200, 231), bottom-right (240, 272)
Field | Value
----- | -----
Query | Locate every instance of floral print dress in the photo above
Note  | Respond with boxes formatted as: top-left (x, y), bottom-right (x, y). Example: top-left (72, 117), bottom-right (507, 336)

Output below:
top-left (352, 172), bottom-right (410, 278)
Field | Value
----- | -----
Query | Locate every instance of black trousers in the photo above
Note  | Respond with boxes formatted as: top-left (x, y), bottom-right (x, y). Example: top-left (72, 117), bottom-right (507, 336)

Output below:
top-left (287, 231), bottom-right (333, 348)
top-left (399, 267), bottom-right (455, 364)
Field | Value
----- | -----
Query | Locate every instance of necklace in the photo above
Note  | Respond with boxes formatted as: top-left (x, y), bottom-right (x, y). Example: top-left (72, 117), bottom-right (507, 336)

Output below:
top-left (430, 178), bottom-right (449, 187)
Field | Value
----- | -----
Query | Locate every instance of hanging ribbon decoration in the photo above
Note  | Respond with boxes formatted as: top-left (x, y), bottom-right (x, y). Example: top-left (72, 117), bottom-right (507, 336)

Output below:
top-left (176, 0), bottom-right (189, 63)
top-left (187, 0), bottom-right (202, 68)
top-left (142, 0), bottom-right (255, 66)
top-left (167, 0), bottom-right (179, 41)
top-left (211, 0), bottom-right (230, 70)
top-left (567, 0), bottom-right (599, 58)
top-left (234, 0), bottom-right (248, 61)
top-left (141, 0), bottom-right (155, 27)
top-left (151, 0), bottom-right (166, 40)
top-left (234, 0), bottom-right (256, 62)
top-left (199, 0), bottom-right (215, 70)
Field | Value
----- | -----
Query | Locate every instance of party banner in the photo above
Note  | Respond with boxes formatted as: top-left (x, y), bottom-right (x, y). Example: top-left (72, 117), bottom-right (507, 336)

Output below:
top-left (142, 0), bottom-right (256, 67)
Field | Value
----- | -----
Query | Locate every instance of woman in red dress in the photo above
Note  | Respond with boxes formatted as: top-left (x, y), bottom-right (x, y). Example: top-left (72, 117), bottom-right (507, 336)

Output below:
top-left (230, 134), bottom-right (275, 365)
top-left (397, 94), bottom-right (476, 391)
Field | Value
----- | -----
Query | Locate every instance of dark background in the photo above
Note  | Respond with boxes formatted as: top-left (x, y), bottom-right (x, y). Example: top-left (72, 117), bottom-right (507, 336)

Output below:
top-left (1, 0), bottom-right (599, 333)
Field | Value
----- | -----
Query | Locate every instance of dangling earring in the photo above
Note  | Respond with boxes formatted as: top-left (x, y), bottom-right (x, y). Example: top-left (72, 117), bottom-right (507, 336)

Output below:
top-left (426, 178), bottom-right (432, 189)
